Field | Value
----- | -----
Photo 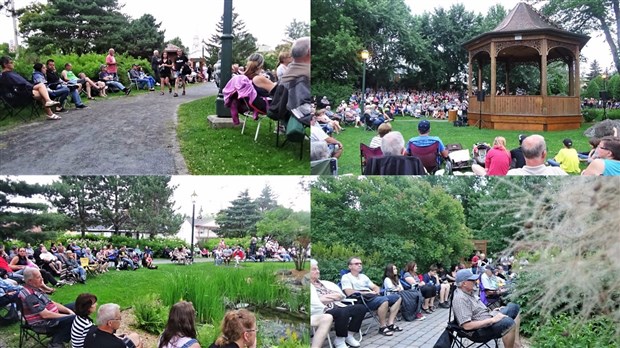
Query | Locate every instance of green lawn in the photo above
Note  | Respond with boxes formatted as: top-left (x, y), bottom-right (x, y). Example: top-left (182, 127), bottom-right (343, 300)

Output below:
top-left (335, 116), bottom-right (595, 175)
top-left (0, 261), bottom-right (306, 348)
top-left (177, 96), bottom-right (309, 174)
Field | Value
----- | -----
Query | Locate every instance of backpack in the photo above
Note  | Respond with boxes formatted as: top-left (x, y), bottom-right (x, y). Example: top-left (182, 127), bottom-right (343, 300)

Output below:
top-left (399, 288), bottom-right (422, 321)
top-left (286, 115), bottom-right (305, 143)
top-left (267, 83), bottom-right (290, 121)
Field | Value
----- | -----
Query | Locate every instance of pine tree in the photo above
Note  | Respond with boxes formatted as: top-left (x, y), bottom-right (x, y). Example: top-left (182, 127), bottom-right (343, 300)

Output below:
top-left (128, 176), bottom-right (184, 239)
top-left (255, 184), bottom-right (278, 213)
top-left (588, 60), bottom-right (602, 82)
top-left (206, 10), bottom-right (258, 66)
top-left (215, 189), bottom-right (261, 238)
top-left (48, 176), bottom-right (101, 238)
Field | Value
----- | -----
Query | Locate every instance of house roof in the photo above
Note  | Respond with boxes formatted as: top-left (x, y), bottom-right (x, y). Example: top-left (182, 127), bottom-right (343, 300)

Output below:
top-left (463, 2), bottom-right (589, 49)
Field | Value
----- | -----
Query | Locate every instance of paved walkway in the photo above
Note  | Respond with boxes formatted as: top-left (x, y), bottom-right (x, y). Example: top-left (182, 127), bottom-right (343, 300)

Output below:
top-left (0, 82), bottom-right (219, 174)
top-left (322, 308), bottom-right (506, 348)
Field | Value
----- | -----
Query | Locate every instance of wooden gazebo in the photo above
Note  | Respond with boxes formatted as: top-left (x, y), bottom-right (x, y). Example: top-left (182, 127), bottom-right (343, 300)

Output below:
top-left (463, 2), bottom-right (590, 131)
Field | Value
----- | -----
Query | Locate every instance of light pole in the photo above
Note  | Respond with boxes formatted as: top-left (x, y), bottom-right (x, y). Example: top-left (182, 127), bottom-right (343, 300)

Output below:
top-left (215, 0), bottom-right (233, 117)
top-left (361, 49), bottom-right (369, 108)
top-left (601, 69), bottom-right (608, 120)
top-left (190, 191), bottom-right (197, 261)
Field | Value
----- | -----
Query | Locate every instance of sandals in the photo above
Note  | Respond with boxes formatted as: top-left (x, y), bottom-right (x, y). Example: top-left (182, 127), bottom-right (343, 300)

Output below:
top-left (47, 114), bottom-right (61, 120)
top-left (44, 100), bottom-right (60, 107)
top-left (378, 326), bottom-right (394, 336)
top-left (173, 93), bottom-right (178, 97)
top-left (388, 324), bottom-right (403, 332)
top-left (87, 96), bottom-right (95, 100)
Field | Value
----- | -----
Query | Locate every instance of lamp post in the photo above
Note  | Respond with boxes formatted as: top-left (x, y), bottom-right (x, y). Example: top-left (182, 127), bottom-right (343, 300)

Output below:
top-left (361, 49), bottom-right (369, 108)
top-left (190, 191), bottom-right (197, 261)
top-left (215, 0), bottom-right (233, 117)
top-left (601, 69), bottom-right (608, 120)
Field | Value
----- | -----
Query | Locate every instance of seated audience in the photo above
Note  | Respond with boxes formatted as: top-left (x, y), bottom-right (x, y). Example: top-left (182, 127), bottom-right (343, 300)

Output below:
top-left (310, 140), bottom-right (330, 161)
top-left (209, 309), bottom-right (257, 348)
top-left (32, 62), bottom-right (73, 113)
top-left (341, 257), bottom-right (402, 336)
top-left (71, 293), bottom-right (98, 348)
top-left (316, 108), bottom-right (343, 134)
top-left (46, 59), bottom-right (87, 108)
top-left (0, 56), bottom-right (61, 120)
top-left (453, 269), bottom-right (521, 348)
top-left (369, 122), bottom-right (392, 149)
top-left (507, 135), bottom-right (568, 175)
top-left (129, 64), bottom-right (155, 91)
top-left (381, 131), bottom-right (406, 156)
top-left (472, 136), bottom-right (511, 175)
top-left (480, 266), bottom-right (509, 299)
top-left (9, 247), bottom-right (59, 293)
top-left (99, 64), bottom-right (130, 95)
top-left (83, 303), bottom-right (143, 348)
top-left (60, 62), bottom-right (104, 100)
top-left (65, 251), bottom-right (87, 283)
top-left (422, 265), bottom-right (451, 309)
top-left (18, 268), bottom-right (75, 347)
top-left (311, 114), bottom-right (343, 159)
top-left (509, 134), bottom-right (527, 168)
top-left (548, 138), bottom-right (581, 174)
top-left (310, 259), bottom-right (364, 348)
top-left (159, 301), bottom-right (201, 348)
top-left (582, 136), bottom-right (620, 176)
top-left (401, 261), bottom-right (426, 321)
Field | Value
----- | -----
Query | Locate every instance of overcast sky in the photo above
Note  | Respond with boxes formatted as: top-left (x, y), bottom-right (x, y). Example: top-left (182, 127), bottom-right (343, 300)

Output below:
top-left (4, 175), bottom-right (311, 218)
top-left (1, 0), bottom-right (310, 53)
top-left (405, 0), bottom-right (614, 74)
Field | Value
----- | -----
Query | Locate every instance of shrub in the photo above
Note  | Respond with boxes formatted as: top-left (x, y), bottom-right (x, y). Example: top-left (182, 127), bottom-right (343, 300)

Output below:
top-left (606, 108), bottom-right (620, 120)
top-left (312, 81), bottom-right (355, 106)
top-left (582, 108), bottom-right (599, 122)
top-left (133, 294), bottom-right (169, 334)
top-left (528, 314), bottom-right (617, 347)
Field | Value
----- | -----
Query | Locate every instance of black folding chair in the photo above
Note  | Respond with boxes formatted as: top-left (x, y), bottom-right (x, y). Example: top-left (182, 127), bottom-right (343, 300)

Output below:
top-left (0, 83), bottom-right (40, 122)
top-left (17, 299), bottom-right (53, 348)
top-left (445, 286), bottom-right (501, 348)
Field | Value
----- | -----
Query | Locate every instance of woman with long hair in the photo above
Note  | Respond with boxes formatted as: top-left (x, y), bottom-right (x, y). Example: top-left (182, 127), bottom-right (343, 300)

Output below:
top-left (159, 301), bottom-right (200, 348)
top-left (71, 293), bottom-right (98, 348)
top-left (244, 54), bottom-right (275, 95)
top-left (382, 263), bottom-right (403, 294)
top-left (158, 51), bottom-right (173, 95)
top-left (472, 136), bottom-right (511, 175)
top-left (209, 309), bottom-right (257, 348)
top-left (403, 261), bottom-right (436, 314)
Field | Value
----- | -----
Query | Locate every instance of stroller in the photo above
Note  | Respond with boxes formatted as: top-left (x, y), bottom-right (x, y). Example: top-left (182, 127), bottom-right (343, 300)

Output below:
top-left (472, 142), bottom-right (491, 167)
top-left (445, 143), bottom-right (472, 174)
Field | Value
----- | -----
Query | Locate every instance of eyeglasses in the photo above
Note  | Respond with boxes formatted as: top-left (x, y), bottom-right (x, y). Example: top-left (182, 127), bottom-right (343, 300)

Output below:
top-left (246, 328), bottom-right (258, 333)
top-left (350, 262), bottom-right (362, 266)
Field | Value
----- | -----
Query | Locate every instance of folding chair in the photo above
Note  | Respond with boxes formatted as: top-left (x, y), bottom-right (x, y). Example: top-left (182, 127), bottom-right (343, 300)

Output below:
top-left (240, 96), bottom-right (272, 142)
top-left (359, 143), bottom-right (383, 174)
top-left (408, 141), bottom-right (441, 174)
top-left (338, 269), bottom-right (383, 337)
top-left (0, 83), bottom-right (40, 122)
top-left (311, 158), bottom-right (338, 175)
top-left (17, 299), bottom-right (53, 348)
top-left (311, 315), bottom-right (333, 348)
top-left (80, 257), bottom-right (99, 276)
top-left (445, 287), bottom-right (501, 348)
top-left (478, 277), bottom-right (502, 310)
top-left (127, 71), bottom-right (146, 91)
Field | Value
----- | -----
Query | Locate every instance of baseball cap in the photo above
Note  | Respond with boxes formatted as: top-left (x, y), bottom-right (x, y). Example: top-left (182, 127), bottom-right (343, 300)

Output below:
top-left (456, 269), bottom-right (479, 283)
top-left (518, 134), bottom-right (527, 144)
top-left (418, 120), bottom-right (431, 133)
top-left (563, 138), bottom-right (573, 147)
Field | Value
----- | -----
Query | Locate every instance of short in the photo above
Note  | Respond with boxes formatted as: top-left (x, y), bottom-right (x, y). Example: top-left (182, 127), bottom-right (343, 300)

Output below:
top-left (364, 294), bottom-right (400, 311)
top-left (469, 303), bottom-right (520, 341)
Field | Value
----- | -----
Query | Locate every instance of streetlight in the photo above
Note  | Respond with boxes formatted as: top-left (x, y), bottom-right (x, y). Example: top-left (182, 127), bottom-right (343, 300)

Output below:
top-left (361, 49), bottom-right (369, 108)
top-left (601, 69), bottom-right (609, 120)
top-left (190, 191), bottom-right (197, 261)
top-left (215, 0), bottom-right (233, 117)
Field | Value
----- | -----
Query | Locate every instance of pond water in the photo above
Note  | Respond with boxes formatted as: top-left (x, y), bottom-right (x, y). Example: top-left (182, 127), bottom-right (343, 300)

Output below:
top-left (250, 306), bottom-right (309, 343)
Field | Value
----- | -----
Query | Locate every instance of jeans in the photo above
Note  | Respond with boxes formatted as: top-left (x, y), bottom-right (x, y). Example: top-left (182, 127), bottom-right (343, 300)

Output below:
top-left (469, 303), bottom-right (520, 341)
top-left (106, 80), bottom-right (126, 91)
top-left (69, 87), bottom-right (83, 105)
top-left (49, 86), bottom-right (69, 106)
top-left (71, 267), bottom-right (86, 281)
top-left (137, 78), bottom-right (154, 89)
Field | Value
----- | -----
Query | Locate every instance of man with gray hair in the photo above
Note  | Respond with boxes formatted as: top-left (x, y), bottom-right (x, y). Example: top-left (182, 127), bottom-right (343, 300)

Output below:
top-left (17, 267), bottom-right (75, 348)
top-left (151, 50), bottom-right (160, 82)
top-left (507, 134), bottom-right (567, 175)
top-left (452, 269), bottom-right (521, 348)
top-left (84, 303), bottom-right (142, 348)
top-left (381, 131), bottom-right (406, 156)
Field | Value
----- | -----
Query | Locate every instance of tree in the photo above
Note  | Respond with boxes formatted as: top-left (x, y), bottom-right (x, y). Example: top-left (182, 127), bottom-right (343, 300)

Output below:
top-left (0, 178), bottom-right (71, 242)
top-left (127, 176), bottom-right (184, 238)
top-left (94, 176), bottom-right (134, 235)
top-left (165, 37), bottom-right (188, 54)
top-left (255, 184), bottom-right (278, 213)
top-left (121, 14), bottom-right (165, 59)
top-left (530, 0), bottom-right (620, 74)
top-left (205, 10), bottom-right (258, 66)
top-left (215, 189), bottom-right (261, 238)
top-left (588, 59), bottom-right (602, 81)
top-left (256, 207), bottom-right (310, 271)
top-left (285, 19), bottom-right (309, 41)
top-left (47, 176), bottom-right (101, 238)
top-left (19, 0), bottom-right (129, 55)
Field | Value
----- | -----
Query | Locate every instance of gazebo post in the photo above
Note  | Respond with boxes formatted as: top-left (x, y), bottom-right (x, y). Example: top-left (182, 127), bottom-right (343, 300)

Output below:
top-left (477, 59), bottom-right (483, 92)
top-left (505, 62), bottom-right (511, 95)
top-left (490, 41), bottom-right (497, 120)
top-left (468, 52), bottom-right (473, 98)
top-left (568, 57), bottom-right (574, 96)
top-left (574, 46), bottom-right (581, 99)
top-left (541, 39), bottom-right (548, 97)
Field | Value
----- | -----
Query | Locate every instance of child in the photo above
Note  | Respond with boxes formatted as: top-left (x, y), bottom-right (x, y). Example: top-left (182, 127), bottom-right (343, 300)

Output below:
top-left (549, 138), bottom-right (581, 174)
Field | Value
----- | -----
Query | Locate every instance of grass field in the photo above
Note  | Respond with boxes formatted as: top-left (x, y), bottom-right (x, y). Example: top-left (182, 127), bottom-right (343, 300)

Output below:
top-left (333, 116), bottom-right (595, 175)
top-left (177, 96), bottom-right (309, 174)
top-left (0, 261), bottom-right (308, 348)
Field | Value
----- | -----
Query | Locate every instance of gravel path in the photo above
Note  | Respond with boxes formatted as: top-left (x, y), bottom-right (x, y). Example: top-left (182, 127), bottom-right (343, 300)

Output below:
top-left (0, 82), bottom-right (219, 175)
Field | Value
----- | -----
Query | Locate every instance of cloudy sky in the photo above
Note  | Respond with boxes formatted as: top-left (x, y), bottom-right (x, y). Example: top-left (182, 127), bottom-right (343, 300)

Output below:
top-left (1, 0), bottom-right (310, 53)
top-left (4, 175), bottom-right (311, 218)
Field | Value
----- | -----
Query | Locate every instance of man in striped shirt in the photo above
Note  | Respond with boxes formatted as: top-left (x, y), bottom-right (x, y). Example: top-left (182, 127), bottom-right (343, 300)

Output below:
top-left (17, 268), bottom-right (75, 347)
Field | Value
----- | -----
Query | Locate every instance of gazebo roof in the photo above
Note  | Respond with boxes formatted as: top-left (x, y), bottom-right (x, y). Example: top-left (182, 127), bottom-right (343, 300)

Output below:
top-left (463, 2), bottom-right (589, 49)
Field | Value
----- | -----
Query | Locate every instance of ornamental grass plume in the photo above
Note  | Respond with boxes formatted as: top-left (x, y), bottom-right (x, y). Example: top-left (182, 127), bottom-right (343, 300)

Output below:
top-left (503, 177), bottom-right (620, 328)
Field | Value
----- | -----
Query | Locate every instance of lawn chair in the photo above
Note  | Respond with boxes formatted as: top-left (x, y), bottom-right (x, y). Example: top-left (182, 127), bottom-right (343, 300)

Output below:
top-left (80, 257), bottom-right (99, 277)
top-left (240, 95), bottom-right (272, 142)
top-left (311, 157), bottom-right (338, 175)
top-left (127, 70), bottom-right (146, 91)
top-left (17, 299), bottom-right (53, 348)
top-left (0, 83), bottom-right (40, 122)
top-left (408, 141), bottom-right (441, 174)
top-left (359, 143), bottom-right (383, 174)
top-left (363, 155), bottom-right (427, 175)
top-left (444, 286), bottom-right (501, 348)
top-left (478, 276), bottom-right (502, 310)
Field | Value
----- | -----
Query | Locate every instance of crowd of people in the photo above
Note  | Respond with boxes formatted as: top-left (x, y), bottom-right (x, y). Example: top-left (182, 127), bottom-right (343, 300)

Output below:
top-left (311, 254), bottom-right (521, 348)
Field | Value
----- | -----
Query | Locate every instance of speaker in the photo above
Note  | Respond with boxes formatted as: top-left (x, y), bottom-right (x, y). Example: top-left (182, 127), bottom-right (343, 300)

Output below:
top-left (599, 91), bottom-right (609, 100)
top-left (477, 91), bottom-right (486, 102)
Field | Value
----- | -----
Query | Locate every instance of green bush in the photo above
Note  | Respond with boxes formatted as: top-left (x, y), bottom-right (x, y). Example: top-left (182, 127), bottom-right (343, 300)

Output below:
top-left (133, 294), bottom-right (169, 334)
top-left (312, 81), bottom-right (355, 106)
top-left (606, 108), bottom-right (620, 120)
top-left (528, 314), bottom-right (617, 348)
top-left (582, 108), bottom-right (599, 122)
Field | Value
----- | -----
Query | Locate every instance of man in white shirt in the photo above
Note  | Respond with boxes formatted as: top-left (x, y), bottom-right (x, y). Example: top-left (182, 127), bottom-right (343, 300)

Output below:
top-left (507, 135), bottom-right (567, 175)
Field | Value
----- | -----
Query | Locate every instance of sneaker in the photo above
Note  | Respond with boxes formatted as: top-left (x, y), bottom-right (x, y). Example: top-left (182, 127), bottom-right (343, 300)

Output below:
top-left (169, 87), bottom-right (172, 94)
top-left (173, 93), bottom-right (178, 97)
top-left (125, 88), bottom-right (131, 96)
top-left (182, 90), bottom-right (185, 95)
top-left (75, 104), bottom-right (88, 109)
top-left (333, 337), bottom-right (347, 348)
top-left (415, 313), bottom-right (426, 321)
top-left (345, 335), bottom-right (361, 347)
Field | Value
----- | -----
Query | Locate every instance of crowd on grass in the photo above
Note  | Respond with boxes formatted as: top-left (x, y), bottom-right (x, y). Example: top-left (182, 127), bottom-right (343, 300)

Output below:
top-left (310, 91), bottom-right (620, 176)
top-left (310, 252), bottom-right (522, 348)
